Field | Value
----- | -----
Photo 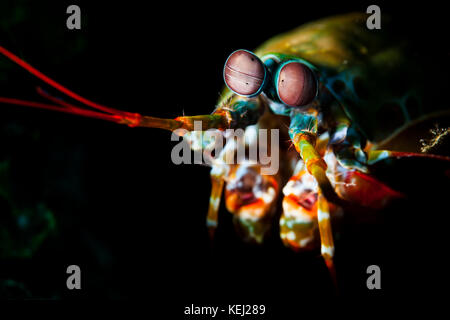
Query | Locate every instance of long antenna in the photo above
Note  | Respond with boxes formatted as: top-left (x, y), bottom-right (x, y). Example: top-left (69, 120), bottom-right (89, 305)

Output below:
top-left (0, 45), bottom-right (131, 117)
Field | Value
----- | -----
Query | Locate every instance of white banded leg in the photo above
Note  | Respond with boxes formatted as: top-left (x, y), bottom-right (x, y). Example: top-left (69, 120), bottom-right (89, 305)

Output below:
top-left (317, 191), bottom-right (337, 287)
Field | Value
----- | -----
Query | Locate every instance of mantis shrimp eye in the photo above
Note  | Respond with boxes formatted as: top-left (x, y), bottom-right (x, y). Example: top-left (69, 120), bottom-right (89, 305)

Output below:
top-left (223, 49), bottom-right (266, 97)
top-left (276, 61), bottom-right (317, 107)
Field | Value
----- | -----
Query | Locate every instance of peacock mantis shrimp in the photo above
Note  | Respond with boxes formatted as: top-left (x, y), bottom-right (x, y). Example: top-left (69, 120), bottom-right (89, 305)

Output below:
top-left (1, 13), bottom-right (450, 284)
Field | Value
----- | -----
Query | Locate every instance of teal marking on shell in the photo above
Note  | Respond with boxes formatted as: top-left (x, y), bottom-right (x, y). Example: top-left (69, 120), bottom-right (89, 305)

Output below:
top-left (267, 100), bottom-right (292, 116)
top-left (288, 112), bottom-right (318, 141)
top-left (261, 56), bottom-right (279, 103)
top-left (227, 100), bottom-right (261, 129)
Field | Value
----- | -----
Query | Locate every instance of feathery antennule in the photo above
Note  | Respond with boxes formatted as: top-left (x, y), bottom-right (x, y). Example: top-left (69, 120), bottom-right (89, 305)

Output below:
top-left (0, 45), bottom-right (144, 126)
top-left (34, 86), bottom-right (126, 123)
top-left (36, 86), bottom-right (80, 110)
top-left (0, 46), bottom-right (130, 117)
top-left (0, 96), bottom-right (121, 123)
top-left (0, 45), bottom-right (232, 131)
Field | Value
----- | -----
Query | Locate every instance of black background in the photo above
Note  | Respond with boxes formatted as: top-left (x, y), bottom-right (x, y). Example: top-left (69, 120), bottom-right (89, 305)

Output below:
top-left (0, 0), bottom-right (449, 313)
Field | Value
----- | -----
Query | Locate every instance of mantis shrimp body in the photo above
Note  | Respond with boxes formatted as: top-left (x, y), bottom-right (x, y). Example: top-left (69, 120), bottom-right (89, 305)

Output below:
top-left (1, 13), bottom-right (449, 283)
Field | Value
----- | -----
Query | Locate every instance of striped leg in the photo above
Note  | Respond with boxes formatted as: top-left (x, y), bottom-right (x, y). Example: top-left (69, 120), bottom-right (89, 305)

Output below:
top-left (293, 133), bottom-right (340, 204)
top-left (317, 192), bottom-right (337, 287)
top-left (206, 173), bottom-right (225, 240)
top-left (293, 133), bottom-right (338, 286)
top-left (289, 111), bottom-right (340, 203)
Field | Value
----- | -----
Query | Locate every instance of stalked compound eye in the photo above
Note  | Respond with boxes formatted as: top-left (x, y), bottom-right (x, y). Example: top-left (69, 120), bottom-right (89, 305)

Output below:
top-left (223, 49), bottom-right (266, 97)
top-left (276, 61), bottom-right (317, 107)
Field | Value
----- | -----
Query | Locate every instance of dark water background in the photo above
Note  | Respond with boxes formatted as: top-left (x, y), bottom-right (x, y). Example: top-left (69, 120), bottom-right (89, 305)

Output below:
top-left (0, 0), bottom-right (448, 313)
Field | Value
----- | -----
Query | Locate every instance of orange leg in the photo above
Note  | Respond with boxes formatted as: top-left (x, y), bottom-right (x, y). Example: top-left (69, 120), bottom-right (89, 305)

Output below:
top-left (292, 133), bottom-right (338, 287)
top-left (293, 133), bottom-right (340, 204)
top-left (206, 172), bottom-right (225, 240)
top-left (317, 192), bottom-right (337, 289)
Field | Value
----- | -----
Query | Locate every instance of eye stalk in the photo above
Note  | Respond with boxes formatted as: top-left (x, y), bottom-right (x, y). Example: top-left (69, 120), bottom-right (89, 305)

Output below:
top-left (223, 49), bottom-right (266, 97)
top-left (275, 61), bottom-right (317, 107)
